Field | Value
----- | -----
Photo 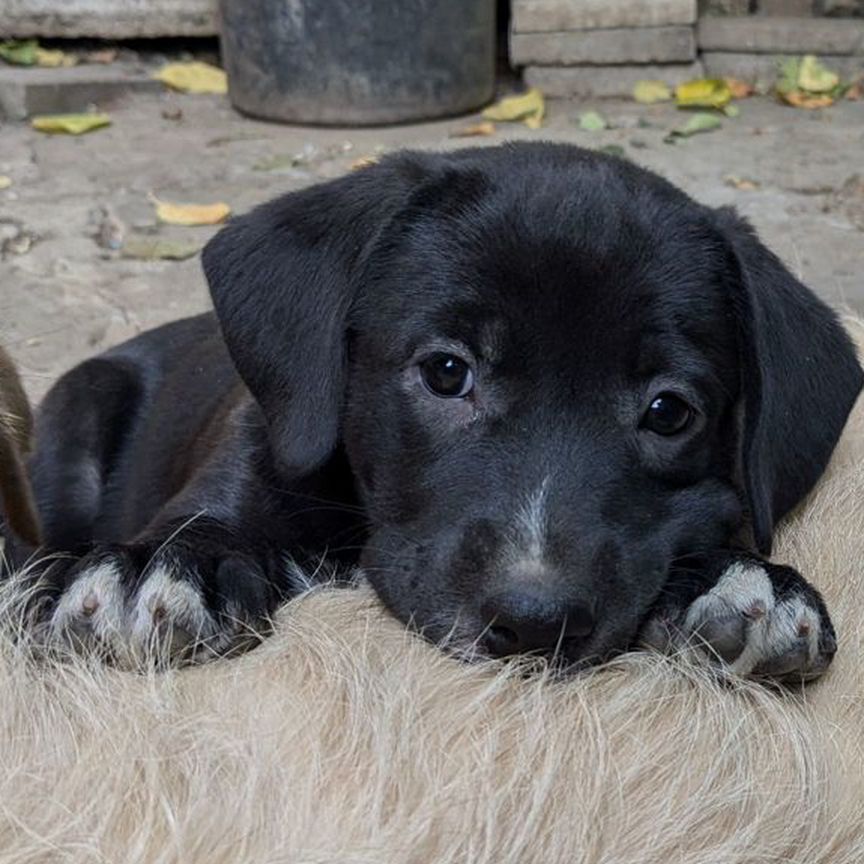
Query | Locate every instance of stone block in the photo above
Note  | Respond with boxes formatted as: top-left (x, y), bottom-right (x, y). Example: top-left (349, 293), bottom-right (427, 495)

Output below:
top-left (511, 0), bottom-right (696, 32)
top-left (524, 62), bottom-right (705, 97)
top-left (758, 0), bottom-right (813, 14)
top-left (819, 0), bottom-right (864, 15)
top-left (699, 0), bottom-right (751, 14)
top-left (0, 65), bottom-right (163, 121)
top-left (698, 15), bottom-right (864, 53)
top-left (511, 27), bottom-right (696, 67)
top-left (702, 51), bottom-right (864, 87)
top-left (0, 0), bottom-right (217, 39)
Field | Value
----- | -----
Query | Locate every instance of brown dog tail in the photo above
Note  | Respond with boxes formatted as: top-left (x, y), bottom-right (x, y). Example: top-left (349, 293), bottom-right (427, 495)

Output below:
top-left (0, 347), bottom-right (42, 549)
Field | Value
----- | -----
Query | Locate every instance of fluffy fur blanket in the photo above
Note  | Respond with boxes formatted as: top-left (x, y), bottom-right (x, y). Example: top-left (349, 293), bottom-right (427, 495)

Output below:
top-left (1, 319), bottom-right (863, 864)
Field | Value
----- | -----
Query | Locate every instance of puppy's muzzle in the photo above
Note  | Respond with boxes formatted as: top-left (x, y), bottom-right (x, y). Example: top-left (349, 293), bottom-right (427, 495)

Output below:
top-left (480, 589), bottom-right (595, 658)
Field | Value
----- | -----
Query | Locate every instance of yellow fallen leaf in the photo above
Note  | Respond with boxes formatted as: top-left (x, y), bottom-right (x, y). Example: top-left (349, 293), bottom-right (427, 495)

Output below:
top-left (482, 88), bottom-right (545, 128)
top-left (153, 61), bottom-right (228, 95)
top-left (724, 174), bottom-right (760, 191)
top-left (724, 77), bottom-right (754, 99)
top-left (31, 113), bottom-right (111, 134)
top-left (449, 121), bottom-right (496, 138)
top-left (0, 175), bottom-right (11, 190)
top-left (675, 78), bottom-right (732, 110)
top-left (633, 80), bottom-right (671, 104)
top-left (780, 89), bottom-right (834, 109)
top-left (350, 156), bottom-right (379, 171)
top-left (35, 47), bottom-right (76, 67)
top-left (797, 55), bottom-right (839, 94)
top-left (151, 196), bottom-right (231, 226)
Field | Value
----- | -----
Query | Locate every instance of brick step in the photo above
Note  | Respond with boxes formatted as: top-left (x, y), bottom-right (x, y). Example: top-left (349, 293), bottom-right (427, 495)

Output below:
top-left (698, 16), bottom-right (864, 55)
top-left (511, 0), bottom-right (696, 33)
top-left (0, 65), bottom-right (162, 121)
top-left (524, 62), bottom-right (705, 98)
top-left (511, 27), bottom-right (696, 66)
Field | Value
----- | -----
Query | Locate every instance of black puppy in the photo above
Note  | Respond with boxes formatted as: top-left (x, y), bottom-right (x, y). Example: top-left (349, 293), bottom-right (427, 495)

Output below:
top-left (23, 143), bottom-right (862, 676)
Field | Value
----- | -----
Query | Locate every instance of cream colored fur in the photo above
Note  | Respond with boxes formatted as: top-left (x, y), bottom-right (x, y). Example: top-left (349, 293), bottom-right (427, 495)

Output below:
top-left (1, 319), bottom-right (863, 864)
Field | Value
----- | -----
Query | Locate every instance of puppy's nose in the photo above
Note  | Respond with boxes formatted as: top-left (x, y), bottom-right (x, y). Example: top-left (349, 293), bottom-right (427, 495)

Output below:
top-left (481, 590), bottom-right (595, 658)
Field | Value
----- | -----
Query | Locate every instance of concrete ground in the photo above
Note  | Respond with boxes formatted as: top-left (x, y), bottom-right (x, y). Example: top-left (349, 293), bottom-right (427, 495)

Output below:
top-left (1, 88), bottom-right (862, 403)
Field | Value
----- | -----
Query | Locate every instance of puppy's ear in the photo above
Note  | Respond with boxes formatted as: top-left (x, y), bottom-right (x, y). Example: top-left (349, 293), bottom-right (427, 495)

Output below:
top-left (717, 208), bottom-right (863, 554)
top-left (202, 155), bottom-right (434, 475)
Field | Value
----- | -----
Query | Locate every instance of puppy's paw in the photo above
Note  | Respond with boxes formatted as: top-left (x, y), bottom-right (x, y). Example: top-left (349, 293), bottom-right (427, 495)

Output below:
top-left (643, 560), bottom-right (836, 683)
top-left (43, 543), bottom-right (273, 667)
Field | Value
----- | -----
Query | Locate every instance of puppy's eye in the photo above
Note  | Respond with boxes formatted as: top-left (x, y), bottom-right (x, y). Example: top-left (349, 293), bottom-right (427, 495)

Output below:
top-left (419, 353), bottom-right (474, 398)
top-left (641, 393), bottom-right (693, 436)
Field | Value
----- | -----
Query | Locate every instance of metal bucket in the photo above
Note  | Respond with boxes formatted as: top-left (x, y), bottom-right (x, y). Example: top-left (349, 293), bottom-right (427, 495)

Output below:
top-left (219, 0), bottom-right (497, 125)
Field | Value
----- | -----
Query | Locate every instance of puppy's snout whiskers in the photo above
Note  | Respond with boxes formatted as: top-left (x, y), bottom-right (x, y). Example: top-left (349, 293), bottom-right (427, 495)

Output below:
top-left (550, 614), bottom-right (569, 668)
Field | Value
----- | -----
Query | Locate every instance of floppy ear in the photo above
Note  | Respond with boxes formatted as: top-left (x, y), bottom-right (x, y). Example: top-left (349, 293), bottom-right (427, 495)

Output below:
top-left (717, 208), bottom-right (863, 555)
top-left (202, 155), bottom-right (436, 476)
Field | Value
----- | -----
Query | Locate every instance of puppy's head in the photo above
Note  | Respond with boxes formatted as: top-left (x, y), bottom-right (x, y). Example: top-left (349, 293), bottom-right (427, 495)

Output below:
top-left (204, 143), bottom-right (862, 665)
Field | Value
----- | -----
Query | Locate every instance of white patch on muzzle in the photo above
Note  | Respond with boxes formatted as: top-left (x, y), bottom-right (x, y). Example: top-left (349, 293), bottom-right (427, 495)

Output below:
top-left (505, 476), bottom-right (550, 576)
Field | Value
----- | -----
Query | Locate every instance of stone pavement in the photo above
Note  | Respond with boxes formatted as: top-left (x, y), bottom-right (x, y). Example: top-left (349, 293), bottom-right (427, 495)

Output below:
top-left (0, 89), bottom-right (862, 403)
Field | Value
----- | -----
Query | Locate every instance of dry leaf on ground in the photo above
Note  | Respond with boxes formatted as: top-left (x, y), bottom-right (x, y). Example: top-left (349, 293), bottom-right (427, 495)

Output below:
top-left (0, 40), bottom-right (38, 65)
top-left (798, 55), bottom-right (839, 93)
top-left (85, 48), bottom-right (118, 64)
top-left (776, 55), bottom-right (842, 108)
top-left (781, 90), bottom-right (834, 109)
top-left (34, 47), bottom-right (76, 67)
top-left (725, 77), bottom-right (754, 99)
top-left (633, 80), bottom-right (671, 104)
top-left (578, 111), bottom-right (607, 131)
top-left (0, 176), bottom-right (11, 190)
top-left (0, 40), bottom-right (75, 67)
top-left (449, 122), bottom-right (496, 138)
top-left (664, 112), bottom-right (722, 142)
top-left (675, 79), bottom-right (732, 110)
top-left (151, 197), bottom-right (230, 226)
top-left (776, 57), bottom-right (802, 96)
top-left (153, 62), bottom-right (228, 95)
top-left (1, 227), bottom-right (35, 256)
top-left (725, 175), bottom-right (760, 191)
top-left (31, 113), bottom-right (111, 135)
top-left (350, 156), bottom-right (379, 171)
top-left (598, 144), bottom-right (626, 158)
top-left (122, 237), bottom-right (202, 261)
top-left (482, 88), bottom-right (545, 129)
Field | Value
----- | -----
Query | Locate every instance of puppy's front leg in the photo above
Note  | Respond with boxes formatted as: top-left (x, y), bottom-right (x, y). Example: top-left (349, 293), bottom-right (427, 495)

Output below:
top-left (640, 552), bottom-right (837, 682)
top-left (39, 518), bottom-right (288, 667)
